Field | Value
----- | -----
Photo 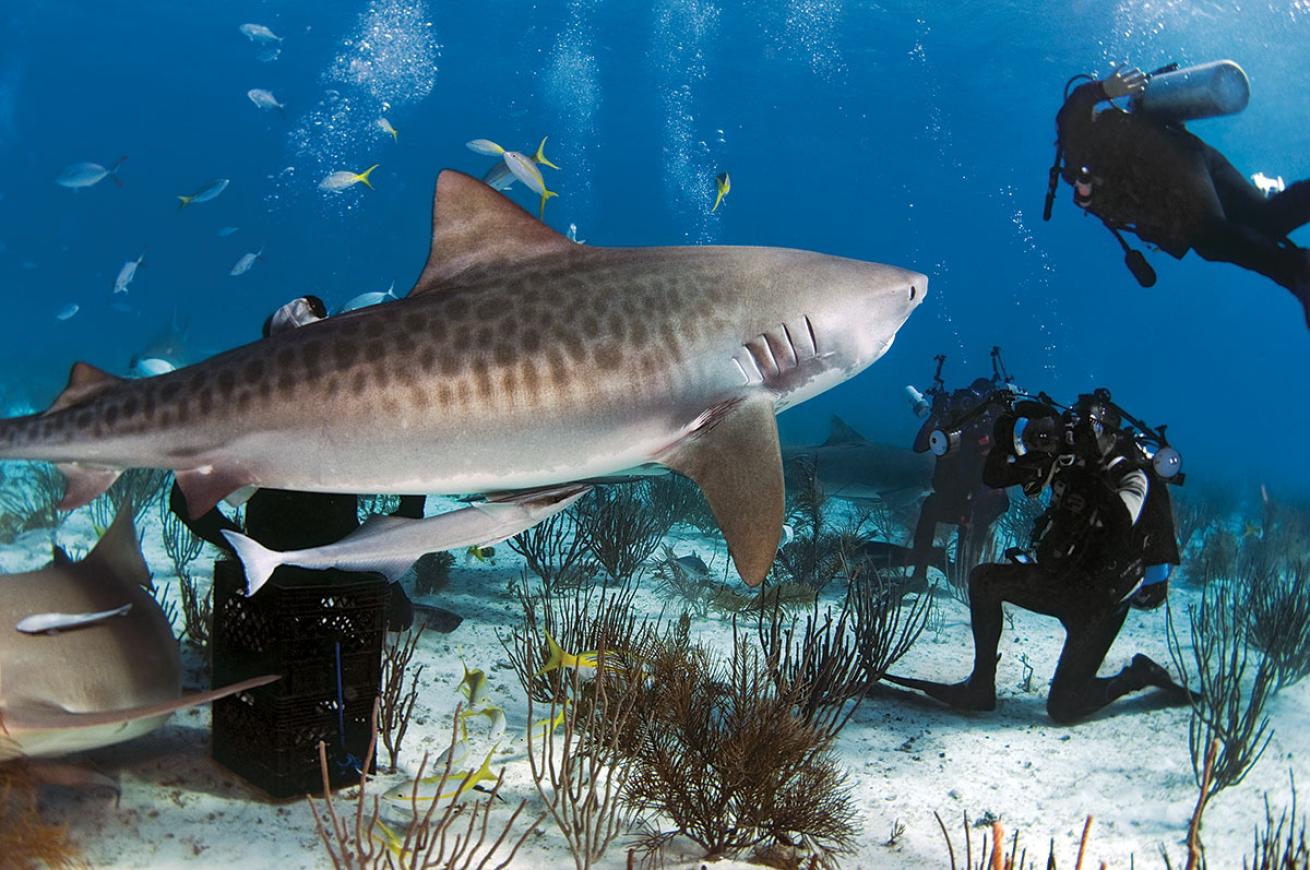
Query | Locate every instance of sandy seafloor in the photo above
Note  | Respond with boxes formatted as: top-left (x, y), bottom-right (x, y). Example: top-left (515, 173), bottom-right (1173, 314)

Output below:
top-left (6, 496), bottom-right (1307, 870)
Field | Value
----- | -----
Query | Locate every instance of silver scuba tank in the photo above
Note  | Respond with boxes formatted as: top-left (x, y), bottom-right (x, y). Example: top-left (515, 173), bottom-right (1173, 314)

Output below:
top-left (1132, 60), bottom-right (1250, 123)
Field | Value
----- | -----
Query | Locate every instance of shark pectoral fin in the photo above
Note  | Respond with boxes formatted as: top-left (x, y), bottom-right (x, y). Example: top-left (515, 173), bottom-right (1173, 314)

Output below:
top-left (175, 467), bottom-right (252, 519)
top-left (56, 463), bottom-right (123, 510)
top-left (45, 362), bottom-right (125, 415)
top-left (663, 396), bottom-right (784, 587)
top-left (28, 761), bottom-right (121, 800)
top-left (410, 170), bottom-right (576, 293)
top-left (0, 675), bottom-right (280, 734)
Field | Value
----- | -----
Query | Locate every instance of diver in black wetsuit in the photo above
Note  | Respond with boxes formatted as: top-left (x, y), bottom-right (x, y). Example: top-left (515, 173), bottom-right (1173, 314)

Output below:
top-left (907, 355), bottom-right (1012, 589)
top-left (1050, 66), bottom-right (1310, 326)
top-left (887, 390), bottom-right (1194, 724)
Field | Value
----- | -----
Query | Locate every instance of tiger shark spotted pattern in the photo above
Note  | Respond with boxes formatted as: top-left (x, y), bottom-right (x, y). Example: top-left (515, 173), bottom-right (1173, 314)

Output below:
top-left (0, 170), bottom-right (926, 586)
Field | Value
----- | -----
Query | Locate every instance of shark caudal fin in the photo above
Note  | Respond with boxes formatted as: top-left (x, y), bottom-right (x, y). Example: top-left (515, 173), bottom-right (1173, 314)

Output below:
top-left (220, 530), bottom-right (282, 596)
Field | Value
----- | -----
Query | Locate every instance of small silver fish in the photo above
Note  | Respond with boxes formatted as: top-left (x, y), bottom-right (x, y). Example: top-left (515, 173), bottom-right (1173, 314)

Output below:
top-left (56, 157), bottom-right (126, 190)
top-left (114, 253), bottom-right (145, 294)
top-left (55, 303), bottom-right (79, 321)
top-left (247, 88), bottom-right (285, 111)
top-left (230, 249), bottom-right (263, 276)
top-left (319, 165), bottom-right (378, 192)
top-left (378, 118), bottom-right (398, 141)
top-left (217, 226), bottom-right (240, 237)
top-left (178, 178), bottom-right (229, 208)
top-left (238, 23), bottom-right (282, 44)
top-left (336, 281), bottom-right (396, 314)
top-left (17, 603), bottom-right (133, 635)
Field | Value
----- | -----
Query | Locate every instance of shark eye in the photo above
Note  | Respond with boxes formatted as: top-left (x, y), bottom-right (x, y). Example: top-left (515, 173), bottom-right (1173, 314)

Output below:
top-left (909, 285), bottom-right (918, 301)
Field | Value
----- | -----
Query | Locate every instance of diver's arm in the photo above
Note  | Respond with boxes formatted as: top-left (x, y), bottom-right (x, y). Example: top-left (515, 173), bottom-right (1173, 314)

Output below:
top-left (1113, 466), bottom-right (1149, 526)
top-left (912, 416), bottom-right (937, 453)
top-left (982, 441), bottom-right (1034, 489)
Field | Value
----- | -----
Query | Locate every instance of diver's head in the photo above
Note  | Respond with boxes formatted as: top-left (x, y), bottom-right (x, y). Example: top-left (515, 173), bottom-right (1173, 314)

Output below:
top-left (1069, 391), bottom-right (1122, 459)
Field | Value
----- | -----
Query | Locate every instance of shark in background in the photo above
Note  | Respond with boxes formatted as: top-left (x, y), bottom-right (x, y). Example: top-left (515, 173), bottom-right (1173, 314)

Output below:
top-left (782, 415), bottom-right (933, 512)
top-left (0, 512), bottom-right (276, 761)
top-left (0, 170), bottom-right (925, 587)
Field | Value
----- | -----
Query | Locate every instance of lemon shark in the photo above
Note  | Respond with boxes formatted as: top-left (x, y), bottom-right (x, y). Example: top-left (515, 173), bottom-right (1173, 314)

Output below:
top-left (0, 512), bottom-right (277, 761)
top-left (0, 170), bottom-right (926, 586)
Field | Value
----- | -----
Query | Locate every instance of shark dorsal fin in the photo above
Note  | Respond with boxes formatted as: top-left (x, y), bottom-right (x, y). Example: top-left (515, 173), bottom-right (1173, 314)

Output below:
top-left (45, 362), bottom-right (124, 415)
top-left (81, 510), bottom-right (151, 590)
top-left (411, 169), bottom-right (574, 294)
top-left (822, 415), bottom-right (868, 446)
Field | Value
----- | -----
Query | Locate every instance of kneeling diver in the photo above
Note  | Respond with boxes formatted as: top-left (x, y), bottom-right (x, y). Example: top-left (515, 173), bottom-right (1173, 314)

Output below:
top-left (1046, 61), bottom-right (1310, 327)
top-left (885, 389), bottom-right (1195, 723)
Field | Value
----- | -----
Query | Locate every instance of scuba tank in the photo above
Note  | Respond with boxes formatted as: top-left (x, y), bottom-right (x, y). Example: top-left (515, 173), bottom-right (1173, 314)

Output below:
top-left (1132, 60), bottom-right (1250, 123)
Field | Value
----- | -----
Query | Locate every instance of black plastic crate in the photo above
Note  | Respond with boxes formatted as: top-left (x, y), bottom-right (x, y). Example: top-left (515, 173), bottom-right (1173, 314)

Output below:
top-left (209, 560), bottom-right (388, 798)
top-left (213, 690), bottom-right (376, 798)
top-left (211, 560), bottom-right (388, 702)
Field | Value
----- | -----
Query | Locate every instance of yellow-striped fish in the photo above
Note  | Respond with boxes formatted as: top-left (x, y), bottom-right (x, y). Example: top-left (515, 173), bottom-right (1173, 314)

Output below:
top-left (712, 171), bottom-right (731, 212)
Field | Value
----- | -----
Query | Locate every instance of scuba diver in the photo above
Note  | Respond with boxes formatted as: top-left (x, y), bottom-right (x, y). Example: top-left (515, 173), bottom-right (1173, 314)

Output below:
top-left (904, 348), bottom-right (1014, 591)
top-left (885, 388), bottom-right (1193, 723)
top-left (1045, 61), bottom-right (1310, 328)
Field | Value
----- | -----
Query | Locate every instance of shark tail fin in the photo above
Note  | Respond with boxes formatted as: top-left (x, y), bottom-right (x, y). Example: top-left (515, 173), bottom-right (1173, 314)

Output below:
top-left (534, 137), bottom-right (560, 170)
top-left (533, 631), bottom-right (566, 677)
top-left (356, 164), bottom-right (380, 190)
top-left (221, 530), bottom-right (282, 596)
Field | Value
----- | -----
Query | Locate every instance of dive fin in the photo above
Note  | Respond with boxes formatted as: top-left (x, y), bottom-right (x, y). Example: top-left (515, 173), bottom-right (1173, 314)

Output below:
top-left (411, 170), bottom-right (574, 293)
top-left (56, 463), bottom-right (122, 510)
top-left (662, 396), bottom-right (784, 587)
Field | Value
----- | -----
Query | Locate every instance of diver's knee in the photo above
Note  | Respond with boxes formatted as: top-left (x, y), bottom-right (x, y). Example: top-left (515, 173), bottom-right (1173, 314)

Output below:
top-left (1046, 692), bottom-right (1086, 725)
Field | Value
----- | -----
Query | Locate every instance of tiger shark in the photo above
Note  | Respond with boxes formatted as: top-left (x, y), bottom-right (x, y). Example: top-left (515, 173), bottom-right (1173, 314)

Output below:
top-left (0, 512), bottom-right (276, 761)
top-left (0, 170), bottom-right (925, 586)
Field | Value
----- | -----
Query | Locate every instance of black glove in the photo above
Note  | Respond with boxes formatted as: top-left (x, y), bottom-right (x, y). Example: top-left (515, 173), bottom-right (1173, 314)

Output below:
top-left (1130, 581), bottom-right (1168, 610)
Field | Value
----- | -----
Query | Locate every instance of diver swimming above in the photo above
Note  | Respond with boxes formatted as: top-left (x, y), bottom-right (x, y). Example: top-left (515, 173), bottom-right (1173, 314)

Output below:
top-left (1046, 61), bottom-right (1310, 328)
top-left (885, 388), bottom-right (1195, 724)
top-left (903, 347), bottom-right (1014, 592)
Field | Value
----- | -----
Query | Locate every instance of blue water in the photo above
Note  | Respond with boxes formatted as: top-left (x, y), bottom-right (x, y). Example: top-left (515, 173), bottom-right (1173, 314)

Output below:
top-left (1, 0), bottom-right (1307, 494)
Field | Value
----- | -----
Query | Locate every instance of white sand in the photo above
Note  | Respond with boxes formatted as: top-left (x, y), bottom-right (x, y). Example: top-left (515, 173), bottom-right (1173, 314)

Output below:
top-left (16, 500), bottom-right (1308, 869)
